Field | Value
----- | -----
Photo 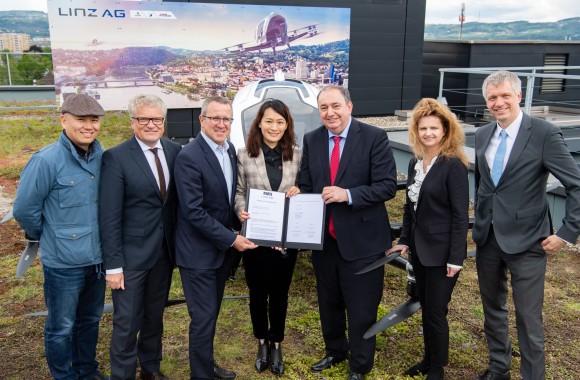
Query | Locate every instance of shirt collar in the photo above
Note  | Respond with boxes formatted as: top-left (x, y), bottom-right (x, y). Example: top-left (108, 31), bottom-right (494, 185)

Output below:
top-left (200, 131), bottom-right (229, 152)
top-left (262, 142), bottom-right (281, 155)
top-left (62, 130), bottom-right (94, 160)
top-left (496, 110), bottom-right (523, 139)
top-left (327, 117), bottom-right (352, 140)
top-left (134, 135), bottom-right (162, 152)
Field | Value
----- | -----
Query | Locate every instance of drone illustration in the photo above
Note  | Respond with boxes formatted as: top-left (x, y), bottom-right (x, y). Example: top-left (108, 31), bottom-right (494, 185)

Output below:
top-left (223, 12), bottom-right (318, 54)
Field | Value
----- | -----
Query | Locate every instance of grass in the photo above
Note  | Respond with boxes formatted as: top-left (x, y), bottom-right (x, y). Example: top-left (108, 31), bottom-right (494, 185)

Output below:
top-left (0, 110), bottom-right (578, 379)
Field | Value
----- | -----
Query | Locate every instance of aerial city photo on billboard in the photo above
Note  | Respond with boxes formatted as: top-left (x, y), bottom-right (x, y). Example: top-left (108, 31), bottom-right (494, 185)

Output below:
top-left (46, 0), bottom-right (351, 110)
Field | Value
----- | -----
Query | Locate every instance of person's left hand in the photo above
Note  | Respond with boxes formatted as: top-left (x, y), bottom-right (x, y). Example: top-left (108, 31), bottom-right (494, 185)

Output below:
top-left (322, 186), bottom-right (348, 204)
top-left (541, 234), bottom-right (566, 253)
top-left (286, 186), bottom-right (300, 198)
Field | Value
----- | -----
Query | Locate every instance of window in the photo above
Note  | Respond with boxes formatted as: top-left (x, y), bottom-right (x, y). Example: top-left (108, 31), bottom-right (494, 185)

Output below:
top-left (541, 54), bottom-right (568, 93)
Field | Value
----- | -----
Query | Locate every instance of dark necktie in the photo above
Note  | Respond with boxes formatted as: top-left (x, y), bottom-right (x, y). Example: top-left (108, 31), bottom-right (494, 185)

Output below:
top-left (149, 148), bottom-right (166, 200)
top-left (329, 136), bottom-right (341, 238)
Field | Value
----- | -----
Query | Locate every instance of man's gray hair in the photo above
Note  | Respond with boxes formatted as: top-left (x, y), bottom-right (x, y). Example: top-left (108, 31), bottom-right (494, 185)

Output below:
top-left (317, 84), bottom-right (351, 103)
top-left (201, 96), bottom-right (232, 116)
top-left (482, 70), bottom-right (522, 99)
top-left (128, 94), bottom-right (167, 118)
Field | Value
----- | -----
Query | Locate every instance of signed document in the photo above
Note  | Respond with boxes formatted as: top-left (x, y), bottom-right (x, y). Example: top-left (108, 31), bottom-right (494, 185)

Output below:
top-left (243, 189), bottom-right (325, 250)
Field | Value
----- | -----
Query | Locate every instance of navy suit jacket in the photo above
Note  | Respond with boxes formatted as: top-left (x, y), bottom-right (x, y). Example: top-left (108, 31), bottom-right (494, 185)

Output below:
top-left (398, 156), bottom-right (469, 267)
top-left (174, 134), bottom-right (240, 270)
top-left (297, 119), bottom-right (398, 260)
top-left (99, 136), bottom-right (181, 271)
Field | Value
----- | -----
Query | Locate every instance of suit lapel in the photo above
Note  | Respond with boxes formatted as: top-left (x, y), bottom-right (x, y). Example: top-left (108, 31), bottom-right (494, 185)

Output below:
top-left (498, 114), bottom-right (532, 185)
top-left (478, 123), bottom-right (496, 182)
top-left (417, 158), bottom-right (441, 207)
top-left (334, 120), bottom-right (360, 185)
top-left (254, 150), bottom-right (272, 191)
top-left (279, 151), bottom-right (296, 191)
top-left (128, 137), bottom-right (162, 200)
top-left (315, 128), bottom-right (331, 185)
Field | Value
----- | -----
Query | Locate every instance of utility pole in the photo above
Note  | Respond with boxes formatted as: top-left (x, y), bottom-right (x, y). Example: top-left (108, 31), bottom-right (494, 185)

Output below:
top-left (459, 3), bottom-right (465, 40)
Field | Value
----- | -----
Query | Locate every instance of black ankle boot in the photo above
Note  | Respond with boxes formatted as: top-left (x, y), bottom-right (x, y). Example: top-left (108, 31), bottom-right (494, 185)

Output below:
top-left (404, 360), bottom-right (430, 376)
top-left (255, 340), bottom-right (269, 372)
top-left (270, 342), bottom-right (284, 376)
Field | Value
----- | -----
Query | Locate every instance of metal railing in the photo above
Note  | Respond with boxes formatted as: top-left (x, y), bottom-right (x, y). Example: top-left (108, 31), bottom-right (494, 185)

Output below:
top-left (0, 52), bottom-right (53, 87)
top-left (437, 66), bottom-right (580, 115)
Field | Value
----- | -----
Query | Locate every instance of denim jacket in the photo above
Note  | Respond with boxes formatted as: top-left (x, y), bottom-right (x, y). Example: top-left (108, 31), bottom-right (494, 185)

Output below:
top-left (13, 132), bottom-right (104, 268)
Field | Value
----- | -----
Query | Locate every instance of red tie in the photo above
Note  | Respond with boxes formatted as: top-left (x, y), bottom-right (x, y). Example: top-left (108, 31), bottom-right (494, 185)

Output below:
top-left (329, 136), bottom-right (341, 238)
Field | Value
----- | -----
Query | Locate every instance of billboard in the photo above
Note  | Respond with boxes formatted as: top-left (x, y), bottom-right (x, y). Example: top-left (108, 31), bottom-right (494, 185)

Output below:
top-left (47, 0), bottom-right (351, 110)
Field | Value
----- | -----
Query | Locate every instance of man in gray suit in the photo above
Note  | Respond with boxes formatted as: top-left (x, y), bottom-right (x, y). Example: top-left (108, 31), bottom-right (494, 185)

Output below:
top-left (473, 70), bottom-right (580, 380)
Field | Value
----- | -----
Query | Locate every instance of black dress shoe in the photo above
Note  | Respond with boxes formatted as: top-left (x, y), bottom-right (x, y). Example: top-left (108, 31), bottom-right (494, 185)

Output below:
top-left (347, 371), bottom-right (364, 380)
top-left (140, 371), bottom-right (168, 380)
top-left (214, 365), bottom-right (236, 380)
top-left (270, 342), bottom-right (284, 376)
top-left (476, 369), bottom-right (510, 380)
top-left (255, 340), bottom-right (269, 372)
top-left (404, 361), bottom-right (430, 376)
top-left (426, 367), bottom-right (444, 380)
top-left (310, 355), bottom-right (346, 372)
top-left (92, 371), bottom-right (110, 380)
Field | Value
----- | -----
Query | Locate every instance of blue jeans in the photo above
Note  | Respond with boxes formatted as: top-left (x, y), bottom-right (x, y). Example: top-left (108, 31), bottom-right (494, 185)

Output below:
top-left (43, 264), bottom-right (105, 380)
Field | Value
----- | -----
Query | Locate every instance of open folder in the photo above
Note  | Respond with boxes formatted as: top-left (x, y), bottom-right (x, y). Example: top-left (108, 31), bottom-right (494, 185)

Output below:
top-left (242, 188), bottom-right (326, 250)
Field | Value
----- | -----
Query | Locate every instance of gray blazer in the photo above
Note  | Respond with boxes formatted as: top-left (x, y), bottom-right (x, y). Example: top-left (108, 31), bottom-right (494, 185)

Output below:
top-left (473, 112), bottom-right (580, 253)
top-left (234, 146), bottom-right (301, 216)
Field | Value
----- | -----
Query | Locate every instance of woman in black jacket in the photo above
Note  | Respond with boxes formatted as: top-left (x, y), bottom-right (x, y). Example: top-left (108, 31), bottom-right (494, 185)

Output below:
top-left (387, 98), bottom-right (469, 380)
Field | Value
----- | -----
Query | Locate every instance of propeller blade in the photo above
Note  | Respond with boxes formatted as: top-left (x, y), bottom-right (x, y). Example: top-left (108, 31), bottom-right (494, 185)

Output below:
top-left (355, 251), bottom-right (401, 275)
top-left (1, 209), bottom-right (13, 223)
top-left (25, 296), bottom-right (250, 317)
top-left (16, 241), bottom-right (39, 279)
top-left (103, 303), bottom-right (114, 314)
top-left (23, 310), bottom-right (48, 317)
top-left (165, 295), bottom-right (249, 308)
top-left (364, 298), bottom-right (421, 339)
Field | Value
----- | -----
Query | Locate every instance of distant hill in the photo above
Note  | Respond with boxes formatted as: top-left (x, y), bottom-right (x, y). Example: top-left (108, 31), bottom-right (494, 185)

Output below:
top-left (0, 10), bottom-right (49, 38)
top-left (425, 17), bottom-right (580, 41)
top-left (2, 10), bottom-right (579, 44)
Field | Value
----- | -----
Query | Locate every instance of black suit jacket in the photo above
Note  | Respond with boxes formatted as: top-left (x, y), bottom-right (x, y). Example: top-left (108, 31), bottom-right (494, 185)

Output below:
top-left (297, 119), bottom-right (398, 260)
top-left (99, 136), bottom-right (181, 271)
top-left (174, 134), bottom-right (241, 270)
top-left (398, 156), bottom-right (469, 267)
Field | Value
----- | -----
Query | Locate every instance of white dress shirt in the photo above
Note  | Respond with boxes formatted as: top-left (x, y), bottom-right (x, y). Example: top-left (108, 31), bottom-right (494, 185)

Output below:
top-left (484, 111), bottom-right (523, 176)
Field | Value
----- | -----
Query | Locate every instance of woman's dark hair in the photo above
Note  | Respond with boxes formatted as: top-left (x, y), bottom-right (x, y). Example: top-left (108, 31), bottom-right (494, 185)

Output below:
top-left (246, 99), bottom-right (296, 161)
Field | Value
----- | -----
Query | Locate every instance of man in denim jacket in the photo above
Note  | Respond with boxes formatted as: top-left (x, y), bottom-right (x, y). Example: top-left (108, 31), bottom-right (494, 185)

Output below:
top-left (13, 94), bottom-right (108, 380)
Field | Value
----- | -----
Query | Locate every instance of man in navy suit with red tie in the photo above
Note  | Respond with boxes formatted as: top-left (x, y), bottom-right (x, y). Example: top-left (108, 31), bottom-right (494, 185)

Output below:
top-left (298, 85), bottom-right (398, 380)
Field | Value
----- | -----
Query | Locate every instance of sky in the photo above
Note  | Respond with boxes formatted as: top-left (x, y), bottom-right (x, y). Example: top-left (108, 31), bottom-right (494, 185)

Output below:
top-left (2, 0), bottom-right (580, 24)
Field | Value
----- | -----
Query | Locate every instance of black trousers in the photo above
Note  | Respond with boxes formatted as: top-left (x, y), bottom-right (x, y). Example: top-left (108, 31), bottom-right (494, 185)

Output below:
top-left (410, 252), bottom-right (458, 368)
top-left (179, 250), bottom-right (232, 380)
top-left (243, 246), bottom-right (297, 342)
top-left (312, 235), bottom-right (384, 374)
top-left (109, 250), bottom-right (173, 380)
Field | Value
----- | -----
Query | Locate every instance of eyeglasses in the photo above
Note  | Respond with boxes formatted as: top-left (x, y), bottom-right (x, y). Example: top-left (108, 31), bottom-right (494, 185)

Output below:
top-left (202, 115), bottom-right (234, 126)
top-left (131, 117), bottom-right (165, 126)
